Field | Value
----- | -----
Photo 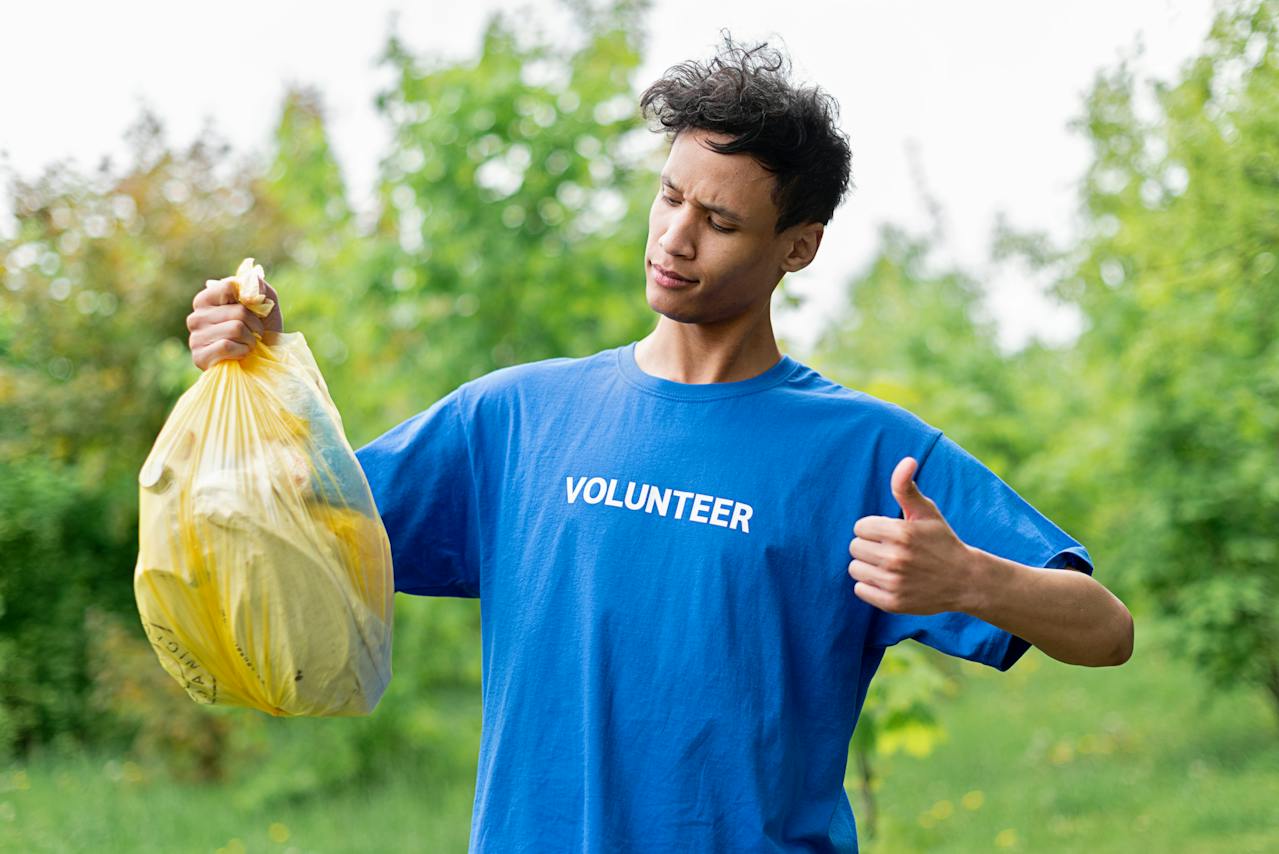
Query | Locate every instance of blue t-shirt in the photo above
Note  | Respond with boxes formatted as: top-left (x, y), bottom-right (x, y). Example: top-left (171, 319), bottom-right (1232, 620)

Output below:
top-left (353, 341), bottom-right (1094, 853)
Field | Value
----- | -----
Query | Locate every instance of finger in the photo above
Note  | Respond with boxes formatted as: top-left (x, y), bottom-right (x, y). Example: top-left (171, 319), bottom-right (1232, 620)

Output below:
top-left (188, 304), bottom-right (266, 335)
top-left (847, 558), bottom-right (896, 591)
top-left (853, 515), bottom-right (907, 543)
top-left (193, 278), bottom-right (240, 310)
top-left (852, 579), bottom-right (895, 610)
top-left (218, 304), bottom-right (266, 335)
top-left (190, 319), bottom-right (259, 355)
top-left (198, 317), bottom-right (258, 348)
top-left (256, 278), bottom-right (284, 332)
top-left (193, 337), bottom-right (251, 370)
top-left (848, 536), bottom-right (896, 566)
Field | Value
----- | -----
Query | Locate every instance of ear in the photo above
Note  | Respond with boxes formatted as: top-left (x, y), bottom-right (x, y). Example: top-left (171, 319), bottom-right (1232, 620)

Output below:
top-left (780, 222), bottom-right (824, 273)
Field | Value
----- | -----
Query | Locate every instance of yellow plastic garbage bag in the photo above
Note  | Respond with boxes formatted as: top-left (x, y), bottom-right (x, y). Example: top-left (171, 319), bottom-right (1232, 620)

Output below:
top-left (134, 259), bottom-right (393, 716)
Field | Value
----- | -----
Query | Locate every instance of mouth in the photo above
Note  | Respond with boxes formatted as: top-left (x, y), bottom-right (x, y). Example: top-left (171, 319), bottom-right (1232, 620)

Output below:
top-left (650, 262), bottom-right (697, 287)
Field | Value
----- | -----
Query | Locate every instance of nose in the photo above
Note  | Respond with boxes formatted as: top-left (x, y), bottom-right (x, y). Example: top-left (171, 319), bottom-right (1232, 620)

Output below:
top-left (658, 209), bottom-right (695, 259)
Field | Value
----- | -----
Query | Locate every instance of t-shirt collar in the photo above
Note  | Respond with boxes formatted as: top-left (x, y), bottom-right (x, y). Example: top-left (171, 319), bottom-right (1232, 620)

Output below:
top-left (615, 340), bottom-right (800, 401)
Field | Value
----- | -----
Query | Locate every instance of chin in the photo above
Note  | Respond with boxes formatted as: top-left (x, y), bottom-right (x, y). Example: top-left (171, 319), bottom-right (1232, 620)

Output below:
top-left (648, 295), bottom-right (708, 325)
top-left (645, 287), bottom-right (695, 323)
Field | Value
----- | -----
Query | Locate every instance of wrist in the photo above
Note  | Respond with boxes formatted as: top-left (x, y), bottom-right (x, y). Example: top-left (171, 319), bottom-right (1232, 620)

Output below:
top-left (957, 544), bottom-right (1000, 617)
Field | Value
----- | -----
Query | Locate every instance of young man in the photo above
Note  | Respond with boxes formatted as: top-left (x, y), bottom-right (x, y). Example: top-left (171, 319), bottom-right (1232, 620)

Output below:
top-left (188, 37), bottom-right (1132, 854)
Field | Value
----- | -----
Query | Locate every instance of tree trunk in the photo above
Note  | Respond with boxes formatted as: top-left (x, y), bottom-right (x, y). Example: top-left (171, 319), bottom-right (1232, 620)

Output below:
top-left (854, 745), bottom-right (878, 841)
top-left (1266, 654), bottom-right (1279, 730)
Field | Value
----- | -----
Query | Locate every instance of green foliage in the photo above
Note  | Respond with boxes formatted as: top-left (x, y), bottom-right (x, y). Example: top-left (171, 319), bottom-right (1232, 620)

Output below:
top-left (856, 645), bottom-right (958, 761)
top-left (811, 223), bottom-right (1032, 476)
top-left (322, 2), bottom-right (659, 432)
top-left (0, 0), bottom-right (662, 784)
top-left (820, 0), bottom-right (1279, 724)
top-left (0, 109), bottom-right (299, 753)
top-left (84, 607), bottom-right (250, 782)
top-left (1046, 0), bottom-right (1279, 712)
top-left (0, 461), bottom-right (127, 757)
top-left (848, 643), bottom-right (958, 838)
top-left (4, 0), bottom-right (1277, 835)
top-left (810, 223), bottom-right (1097, 824)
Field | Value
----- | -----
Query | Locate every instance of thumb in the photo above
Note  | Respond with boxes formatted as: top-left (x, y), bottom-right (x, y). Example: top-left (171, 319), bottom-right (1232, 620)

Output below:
top-left (260, 278), bottom-right (284, 333)
top-left (891, 457), bottom-right (939, 520)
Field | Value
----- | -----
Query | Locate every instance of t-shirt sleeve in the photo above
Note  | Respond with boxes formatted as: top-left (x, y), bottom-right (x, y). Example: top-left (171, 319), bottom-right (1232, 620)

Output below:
top-left (866, 432), bottom-right (1094, 671)
top-left (353, 387), bottom-right (481, 599)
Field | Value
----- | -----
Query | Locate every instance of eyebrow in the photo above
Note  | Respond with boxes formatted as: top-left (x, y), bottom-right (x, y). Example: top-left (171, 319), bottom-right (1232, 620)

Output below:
top-left (660, 175), bottom-right (745, 224)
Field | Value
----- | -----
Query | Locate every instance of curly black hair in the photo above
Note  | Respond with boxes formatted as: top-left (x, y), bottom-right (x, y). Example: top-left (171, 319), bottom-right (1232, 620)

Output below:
top-left (639, 33), bottom-right (853, 234)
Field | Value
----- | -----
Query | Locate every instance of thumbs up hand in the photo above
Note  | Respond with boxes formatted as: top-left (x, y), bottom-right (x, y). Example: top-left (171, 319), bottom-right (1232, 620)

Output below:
top-left (848, 457), bottom-right (976, 615)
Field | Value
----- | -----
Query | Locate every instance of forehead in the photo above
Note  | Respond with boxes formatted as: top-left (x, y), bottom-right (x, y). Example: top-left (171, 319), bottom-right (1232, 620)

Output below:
top-left (662, 129), bottom-right (777, 220)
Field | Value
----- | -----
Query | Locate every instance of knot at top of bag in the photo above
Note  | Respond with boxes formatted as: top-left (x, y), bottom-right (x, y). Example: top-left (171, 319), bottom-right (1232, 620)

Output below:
top-left (206, 257), bottom-right (275, 319)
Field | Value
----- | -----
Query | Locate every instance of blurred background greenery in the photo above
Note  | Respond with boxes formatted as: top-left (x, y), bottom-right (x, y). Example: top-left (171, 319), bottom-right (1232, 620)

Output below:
top-left (2, 0), bottom-right (1277, 851)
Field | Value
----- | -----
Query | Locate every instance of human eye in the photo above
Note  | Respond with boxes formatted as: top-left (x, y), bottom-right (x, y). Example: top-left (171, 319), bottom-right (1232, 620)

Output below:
top-left (661, 192), bottom-right (680, 206)
top-left (709, 220), bottom-right (735, 233)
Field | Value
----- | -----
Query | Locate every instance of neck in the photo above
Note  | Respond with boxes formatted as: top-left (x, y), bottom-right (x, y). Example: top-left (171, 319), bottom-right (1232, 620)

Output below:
top-left (634, 309), bottom-right (783, 384)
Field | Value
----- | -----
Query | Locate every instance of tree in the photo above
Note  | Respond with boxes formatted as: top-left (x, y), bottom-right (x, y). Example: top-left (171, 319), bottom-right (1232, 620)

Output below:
top-left (1007, 0), bottom-right (1279, 719)
top-left (0, 107), bottom-right (300, 756)
top-left (334, 0), bottom-right (658, 428)
top-left (810, 224), bottom-right (1017, 839)
top-left (0, 0), bottom-right (670, 783)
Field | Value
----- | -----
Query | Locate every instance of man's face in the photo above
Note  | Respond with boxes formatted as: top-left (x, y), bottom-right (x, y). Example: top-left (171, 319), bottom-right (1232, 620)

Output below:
top-left (644, 128), bottom-right (805, 325)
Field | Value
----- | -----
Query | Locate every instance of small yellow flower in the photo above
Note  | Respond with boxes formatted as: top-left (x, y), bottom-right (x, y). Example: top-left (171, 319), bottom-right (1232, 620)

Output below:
top-left (995, 828), bottom-right (1019, 848)
top-left (961, 790), bottom-right (985, 811)
top-left (930, 799), bottom-right (954, 820)
top-left (269, 822), bottom-right (290, 844)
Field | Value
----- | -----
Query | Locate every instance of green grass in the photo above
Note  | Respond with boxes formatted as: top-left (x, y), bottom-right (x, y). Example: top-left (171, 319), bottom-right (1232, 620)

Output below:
top-left (3, 615), bottom-right (1276, 852)
top-left (853, 616), bottom-right (1279, 853)
top-left (0, 752), bottom-right (477, 853)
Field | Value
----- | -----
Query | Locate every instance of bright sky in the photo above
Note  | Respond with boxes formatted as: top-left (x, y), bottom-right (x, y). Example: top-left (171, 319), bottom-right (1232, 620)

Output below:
top-left (1, 0), bottom-right (1218, 357)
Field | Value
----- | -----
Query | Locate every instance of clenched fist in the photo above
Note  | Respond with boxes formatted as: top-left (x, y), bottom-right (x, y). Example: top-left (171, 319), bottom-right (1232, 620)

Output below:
top-left (186, 269), bottom-right (283, 371)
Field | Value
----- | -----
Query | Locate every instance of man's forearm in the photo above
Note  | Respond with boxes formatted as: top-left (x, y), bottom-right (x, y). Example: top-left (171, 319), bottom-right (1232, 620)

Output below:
top-left (959, 547), bottom-right (1134, 667)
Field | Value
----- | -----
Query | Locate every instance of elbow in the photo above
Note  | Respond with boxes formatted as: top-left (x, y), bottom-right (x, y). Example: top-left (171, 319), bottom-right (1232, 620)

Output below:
top-left (1107, 609), bottom-right (1135, 667)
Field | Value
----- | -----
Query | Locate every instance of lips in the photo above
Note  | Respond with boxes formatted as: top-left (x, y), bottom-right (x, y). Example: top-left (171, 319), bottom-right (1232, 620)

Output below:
top-left (651, 262), bottom-right (696, 283)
